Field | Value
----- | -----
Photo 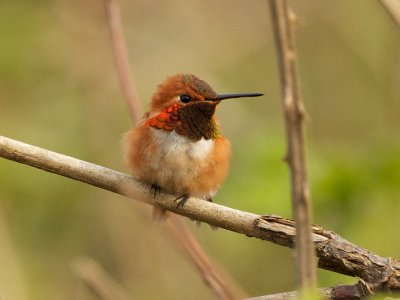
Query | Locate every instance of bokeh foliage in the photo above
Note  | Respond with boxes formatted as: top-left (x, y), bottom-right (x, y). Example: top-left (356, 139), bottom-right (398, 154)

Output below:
top-left (1, 0), bottom-right (399, 299)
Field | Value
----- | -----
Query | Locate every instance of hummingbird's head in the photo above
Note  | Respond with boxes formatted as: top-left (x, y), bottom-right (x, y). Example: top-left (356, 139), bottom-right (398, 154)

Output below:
top-left (150, 74), bottom-right (217, 114)
top-left (147, 74), bottom-right (263, 140)
top-left (150, 74), bottom-right (263, 114)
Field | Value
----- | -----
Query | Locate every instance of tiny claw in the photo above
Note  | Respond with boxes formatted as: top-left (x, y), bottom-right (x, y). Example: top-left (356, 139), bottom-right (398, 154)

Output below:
top-left (174, 194), bottom-right (189, 208)
top-left (150, 183), bottom-right (162, 198)
top-left (206, 197), bottom-right (213, 203)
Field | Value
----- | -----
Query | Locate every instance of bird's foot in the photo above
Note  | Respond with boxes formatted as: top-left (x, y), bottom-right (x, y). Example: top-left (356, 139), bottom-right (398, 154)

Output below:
top-left (150, 183), bottom-right (162, 198)
top-left (206, 197), bottom-right (213, 202)
top-left (174, 194), bottom-right (189, 209)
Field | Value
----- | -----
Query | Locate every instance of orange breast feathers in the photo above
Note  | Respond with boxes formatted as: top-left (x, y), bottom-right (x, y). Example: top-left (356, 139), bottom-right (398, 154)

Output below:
top-left (145, 103), bottom-right (180, 131)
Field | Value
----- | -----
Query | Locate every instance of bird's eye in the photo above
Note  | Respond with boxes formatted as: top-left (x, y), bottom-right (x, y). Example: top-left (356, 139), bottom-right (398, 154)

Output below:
top-left (179, 95), bottom-right (191, 103)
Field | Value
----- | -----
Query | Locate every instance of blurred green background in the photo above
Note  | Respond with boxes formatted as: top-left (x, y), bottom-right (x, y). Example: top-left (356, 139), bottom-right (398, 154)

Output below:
top-left (1, 0), bottom-right (400, 299)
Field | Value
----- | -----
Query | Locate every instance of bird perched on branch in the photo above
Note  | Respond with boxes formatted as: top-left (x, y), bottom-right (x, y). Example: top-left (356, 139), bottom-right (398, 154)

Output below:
top-left (124, 74), bottom-right (263, 220)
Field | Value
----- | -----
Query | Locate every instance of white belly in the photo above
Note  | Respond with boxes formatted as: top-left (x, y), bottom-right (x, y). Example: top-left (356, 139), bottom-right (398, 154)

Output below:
top-left (148, 129), bottom-right (215, 197)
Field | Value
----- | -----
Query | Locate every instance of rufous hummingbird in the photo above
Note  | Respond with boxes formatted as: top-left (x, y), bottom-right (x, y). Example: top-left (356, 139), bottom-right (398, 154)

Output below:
top-left (124, 74), bottom-right (263, 219)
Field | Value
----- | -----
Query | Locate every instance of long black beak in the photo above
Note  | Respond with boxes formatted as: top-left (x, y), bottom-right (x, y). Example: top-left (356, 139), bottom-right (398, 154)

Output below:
top-left (207, 93), bottom-right (264, 101)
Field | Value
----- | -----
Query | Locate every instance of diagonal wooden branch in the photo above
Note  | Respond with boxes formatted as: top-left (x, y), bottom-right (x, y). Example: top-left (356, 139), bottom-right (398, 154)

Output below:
top-left (379, 0), bottom-right (400, 30)
top-left (269, 0), bottom-right (316, 291)
top-left (1, 135), bottom-right (400, 296)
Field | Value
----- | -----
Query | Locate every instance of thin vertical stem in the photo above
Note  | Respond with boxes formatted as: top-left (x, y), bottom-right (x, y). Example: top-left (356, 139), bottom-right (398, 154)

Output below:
top-left (268, 0), bottom-right (316, 293)
top-left (103, 0), bottom-right (142, 123)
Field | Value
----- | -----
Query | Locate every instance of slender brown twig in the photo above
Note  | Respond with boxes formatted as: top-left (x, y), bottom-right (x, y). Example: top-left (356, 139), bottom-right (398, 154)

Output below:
top-left (269, 0), bottom-right (316, 292)
top-left (168, 217), bottom-right (248, 300)
top-left (101, 1), bottom-right (245, 298)
top-left (1, 135), bottom-right (400, 298)
top-left (103, 0), bottom-right (142, 123)
top-left (379, 0), bottom-right (400, 29)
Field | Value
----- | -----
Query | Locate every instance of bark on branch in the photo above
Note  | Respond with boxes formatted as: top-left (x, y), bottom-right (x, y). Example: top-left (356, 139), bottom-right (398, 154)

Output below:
top-left (1, 135), bottom-right (400, 296)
